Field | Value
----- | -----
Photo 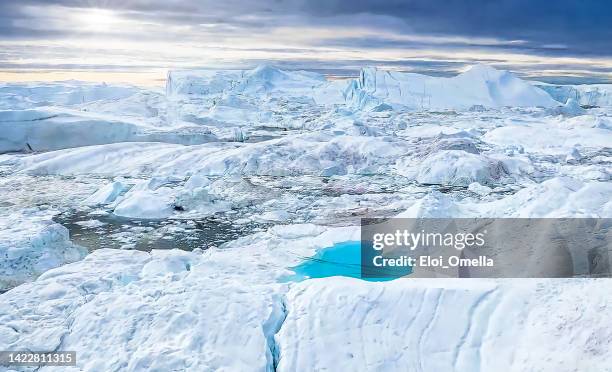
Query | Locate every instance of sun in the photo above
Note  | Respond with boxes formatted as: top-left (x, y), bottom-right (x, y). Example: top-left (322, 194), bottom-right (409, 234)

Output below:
top-left (73, 8), bottom-right (120, 32)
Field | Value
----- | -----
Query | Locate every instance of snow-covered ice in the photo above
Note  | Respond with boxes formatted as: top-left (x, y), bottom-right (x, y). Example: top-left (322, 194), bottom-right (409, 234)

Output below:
top-left (412, 150), bottom-right (510, 186)
top-left (0, 211), bottom-right (86, 291)
top-left (0, 64), bottom-right (611, 371)
top-left (278, 277), bottom-right (612, 372)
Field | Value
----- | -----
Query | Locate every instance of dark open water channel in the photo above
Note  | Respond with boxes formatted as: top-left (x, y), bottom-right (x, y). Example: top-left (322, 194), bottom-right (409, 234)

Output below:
top-left (54, 210), bottom-right (270, 252)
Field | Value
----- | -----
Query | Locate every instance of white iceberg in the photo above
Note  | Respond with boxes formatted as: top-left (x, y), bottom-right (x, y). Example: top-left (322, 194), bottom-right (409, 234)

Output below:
top-left (0, 212), bottom-right (86, 290)
top-left (345, 65), bottom-right (558, 111)
top-left (83, 180), bottom-right (129, 206)
top-left (547, 98), bottom-right (587, 117)
top-left (16, 133), bottom-right (410, 178)
top-left (413, 150), bottom-right (510, 186)
top-left (535, 82), bottom-right (612, 107)
top-left (113, 178), bottom-right (179, 219)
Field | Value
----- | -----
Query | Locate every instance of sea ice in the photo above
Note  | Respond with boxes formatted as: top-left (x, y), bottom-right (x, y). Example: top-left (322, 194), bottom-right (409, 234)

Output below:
top-left (0, 64), bottom-right (611, 371)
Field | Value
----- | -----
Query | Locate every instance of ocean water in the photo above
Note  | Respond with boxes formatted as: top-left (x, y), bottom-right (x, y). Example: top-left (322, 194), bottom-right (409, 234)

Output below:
top-left (54, 210), bottom-right (269, 251)
top-left (284, 241), bottom-right (411, 282)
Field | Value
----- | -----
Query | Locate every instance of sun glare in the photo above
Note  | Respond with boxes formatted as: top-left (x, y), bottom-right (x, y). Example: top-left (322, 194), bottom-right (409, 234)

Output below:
top-left (74, 8), bottom-right (120, 32)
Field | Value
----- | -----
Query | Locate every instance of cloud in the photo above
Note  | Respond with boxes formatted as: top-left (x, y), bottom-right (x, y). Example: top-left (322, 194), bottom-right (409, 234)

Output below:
top-left (0, 0), bottom-right (610, 83)
top-left (301, 0), bottom-right (612, 54)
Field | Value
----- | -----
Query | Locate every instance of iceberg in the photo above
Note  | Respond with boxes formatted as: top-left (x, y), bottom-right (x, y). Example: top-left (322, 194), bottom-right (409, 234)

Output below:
top-left (0, 212), bottom-right (86, 290)
top-left (83, 180), bottom-right (128, 206)
top-left (0, 81), bottom-right (139, 109)
top-left (14, 133), bottom-right (410, 178)
top-left (412, 150), bottom-right (510, 186)
top-left (112, 179), bottom-right (177, 219)
top-left (167, 65), bottom-right (345, 105)
top-left (345, 65), bottom-right (558, 111)
top-left (535, 82), bottom-right (612, 107)
top-left (166, 65), bottom-right (346, 135)
top-left (547, 97), bottom-right (587, 117)
top-left (0, 107), bottom-right (217, 154)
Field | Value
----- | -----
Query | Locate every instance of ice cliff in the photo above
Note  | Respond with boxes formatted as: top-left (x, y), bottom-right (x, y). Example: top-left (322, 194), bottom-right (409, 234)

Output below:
top-left (345, 64), bottom-right (558, 110)
top-left (535, 82), bottom-right (612, 107)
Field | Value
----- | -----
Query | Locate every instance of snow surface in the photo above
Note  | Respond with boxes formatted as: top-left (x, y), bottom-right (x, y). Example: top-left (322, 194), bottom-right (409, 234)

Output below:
top-left (0, 64), bottom-right (611, 370)
top-left (278, 277), bottom-right (612, 372)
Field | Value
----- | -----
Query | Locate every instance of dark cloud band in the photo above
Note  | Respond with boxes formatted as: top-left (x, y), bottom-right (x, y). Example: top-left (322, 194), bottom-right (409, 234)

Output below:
top-left (0, 0), bottom-right (610, 83)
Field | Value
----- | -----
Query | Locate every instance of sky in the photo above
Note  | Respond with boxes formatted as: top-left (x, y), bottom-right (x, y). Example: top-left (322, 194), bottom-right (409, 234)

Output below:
top-left (1, 0), bottom-right (611, 85)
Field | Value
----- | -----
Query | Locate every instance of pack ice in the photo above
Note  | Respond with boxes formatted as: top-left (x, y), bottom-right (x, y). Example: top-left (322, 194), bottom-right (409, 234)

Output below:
top-left (0, 65), bottom-right (611, 371)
